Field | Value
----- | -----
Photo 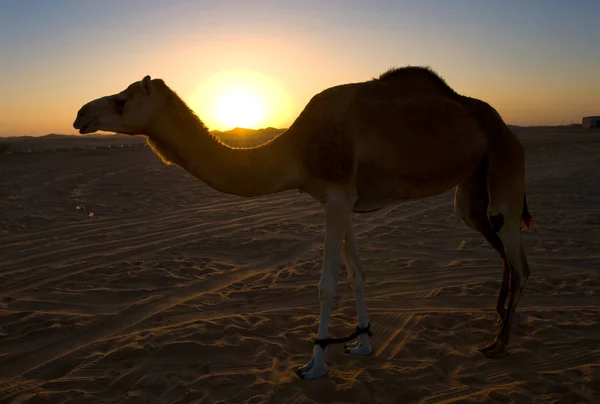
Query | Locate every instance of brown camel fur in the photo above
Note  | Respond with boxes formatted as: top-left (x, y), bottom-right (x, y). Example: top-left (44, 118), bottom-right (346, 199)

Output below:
top-left (73, 66), bottom-right (533, 379)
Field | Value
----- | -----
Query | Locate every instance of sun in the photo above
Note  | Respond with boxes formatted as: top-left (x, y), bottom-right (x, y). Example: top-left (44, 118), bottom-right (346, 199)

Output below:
top-left (213, 87), bottom-right (266, 129)
top-left (189, 69), bottom-right (293, 131)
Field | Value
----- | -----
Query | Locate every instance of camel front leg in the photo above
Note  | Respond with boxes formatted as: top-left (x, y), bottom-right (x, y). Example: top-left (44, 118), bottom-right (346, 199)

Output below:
top-left (297, 191), bottom-right (353, 379)
top-left (343, 221), bottom-right (372, 355)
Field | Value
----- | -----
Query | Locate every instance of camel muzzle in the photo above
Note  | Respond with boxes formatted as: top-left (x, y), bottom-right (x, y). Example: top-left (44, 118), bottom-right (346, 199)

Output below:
top-left (72, 109), bottom-right (94, 134)
top-left (73, 95), bottom-right (116, 134)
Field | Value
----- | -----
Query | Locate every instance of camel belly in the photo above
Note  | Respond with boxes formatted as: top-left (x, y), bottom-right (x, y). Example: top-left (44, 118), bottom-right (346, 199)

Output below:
top-left (353, 173), bottom-right (461, 213)
top-left (354, 145), bottom-right (485, 211)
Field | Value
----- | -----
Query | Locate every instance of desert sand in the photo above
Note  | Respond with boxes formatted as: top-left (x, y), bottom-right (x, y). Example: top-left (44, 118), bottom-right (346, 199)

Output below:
top-left (1, 126), bottom-right (599, 403)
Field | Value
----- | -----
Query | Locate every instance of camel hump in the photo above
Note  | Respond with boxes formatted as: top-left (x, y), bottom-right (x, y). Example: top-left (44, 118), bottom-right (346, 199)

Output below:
top-left (376, 66), bottom-right (459, 97)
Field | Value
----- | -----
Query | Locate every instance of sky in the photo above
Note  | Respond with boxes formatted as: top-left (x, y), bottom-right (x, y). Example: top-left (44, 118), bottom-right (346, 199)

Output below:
top-left (1, 0), bottom-right (599, 136)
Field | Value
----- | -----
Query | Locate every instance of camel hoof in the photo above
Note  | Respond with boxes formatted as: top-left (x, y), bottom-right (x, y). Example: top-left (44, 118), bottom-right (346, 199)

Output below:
top-left (296, 363), bottom-right (328, 380)
top-left (344, 341), bottom-right (372, 355)
top-left (296, 356), bottom-right (328, 380)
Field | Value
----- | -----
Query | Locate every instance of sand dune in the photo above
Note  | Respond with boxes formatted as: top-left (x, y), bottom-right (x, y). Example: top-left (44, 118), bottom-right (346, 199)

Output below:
top-left (1, 127), bottom-right (599, 403)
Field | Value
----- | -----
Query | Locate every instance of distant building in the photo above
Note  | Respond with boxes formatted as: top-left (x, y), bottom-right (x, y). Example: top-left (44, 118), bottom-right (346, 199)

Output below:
top-left (582, 116), bottom-right (600, 129)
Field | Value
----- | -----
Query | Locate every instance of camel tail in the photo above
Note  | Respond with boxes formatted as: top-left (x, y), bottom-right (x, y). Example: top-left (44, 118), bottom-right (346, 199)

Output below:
top-left (521, 194), bottom-right (534, 230)
top-left (461, 95), bottom-right (534, 232)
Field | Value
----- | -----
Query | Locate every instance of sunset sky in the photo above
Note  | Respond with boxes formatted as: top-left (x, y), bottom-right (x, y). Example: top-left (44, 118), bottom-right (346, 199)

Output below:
top-left (1, 0), bottom-right (599, 137)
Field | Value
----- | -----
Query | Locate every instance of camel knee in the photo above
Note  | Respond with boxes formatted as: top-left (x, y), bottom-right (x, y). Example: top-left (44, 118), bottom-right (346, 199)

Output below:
top-left (318, 273), bottom-right (338, 302)
top-left (343, 238), bottom-right (365, 287)
top-left (344, 253), bottom-right (363, 286)
top-left (347, 267), bottom-right (355, 283)
top-left (347, 265), bottom-right (358, 283)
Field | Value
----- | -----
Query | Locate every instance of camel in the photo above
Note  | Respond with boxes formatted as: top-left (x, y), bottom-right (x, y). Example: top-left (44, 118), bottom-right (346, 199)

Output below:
top-left (73, 66), bottom-right (533, 380)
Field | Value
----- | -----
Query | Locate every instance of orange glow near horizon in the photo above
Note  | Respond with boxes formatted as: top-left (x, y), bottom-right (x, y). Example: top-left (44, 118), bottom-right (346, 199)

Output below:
top-left (1, 1), bottom-right (599, 137)
top-left (189, 69), bottom-right (294, 131)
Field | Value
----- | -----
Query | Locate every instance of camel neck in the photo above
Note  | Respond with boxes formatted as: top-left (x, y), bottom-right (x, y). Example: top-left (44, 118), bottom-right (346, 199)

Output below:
top-left (146, 98), bottom-right (301, 197)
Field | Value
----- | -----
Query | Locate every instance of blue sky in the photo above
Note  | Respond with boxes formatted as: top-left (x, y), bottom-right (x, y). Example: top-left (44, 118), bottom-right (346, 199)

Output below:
top-left (1, 0), bottom-right (599, 135)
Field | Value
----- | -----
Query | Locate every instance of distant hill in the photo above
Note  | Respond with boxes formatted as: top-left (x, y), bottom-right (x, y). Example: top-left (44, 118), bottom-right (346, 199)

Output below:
top-left (0, 133), bottom-right (146, 154)
top-left (508, 124), bottom-right (585, 134)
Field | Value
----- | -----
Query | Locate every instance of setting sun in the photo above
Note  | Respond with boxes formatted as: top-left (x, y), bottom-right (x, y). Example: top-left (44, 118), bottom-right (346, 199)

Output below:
top-left (189, 69), bottom-right (293, 131)
top-left (213, 87), bottom-right (266, 129)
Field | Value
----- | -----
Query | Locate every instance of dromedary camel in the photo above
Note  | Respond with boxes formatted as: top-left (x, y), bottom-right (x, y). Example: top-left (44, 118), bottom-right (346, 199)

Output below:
top-left (73, 66), bottom-right (533, 379)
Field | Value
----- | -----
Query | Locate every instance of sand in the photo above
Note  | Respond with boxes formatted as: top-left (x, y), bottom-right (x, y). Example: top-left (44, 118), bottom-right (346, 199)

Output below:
top-left (1, 127), bottom-right (599, 403)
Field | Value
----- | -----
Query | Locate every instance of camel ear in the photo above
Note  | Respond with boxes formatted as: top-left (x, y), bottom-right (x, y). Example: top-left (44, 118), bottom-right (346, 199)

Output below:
top-left (141, 75), bottom-right (152, 95)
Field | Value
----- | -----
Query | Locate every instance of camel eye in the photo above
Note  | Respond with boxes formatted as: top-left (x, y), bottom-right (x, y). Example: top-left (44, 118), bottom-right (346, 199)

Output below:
top-left (114, 97), bottom-right (127, 113)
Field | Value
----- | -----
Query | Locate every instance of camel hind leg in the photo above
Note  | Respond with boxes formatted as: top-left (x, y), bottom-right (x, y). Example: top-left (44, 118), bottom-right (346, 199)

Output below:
top-left (480, 136), bottom-right (531, 358)
top-left (454, 161), bottom-right (511, 324)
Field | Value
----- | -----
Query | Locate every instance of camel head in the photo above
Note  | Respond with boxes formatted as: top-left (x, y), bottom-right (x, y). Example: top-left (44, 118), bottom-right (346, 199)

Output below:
top-left (73, 75), bottom-right (165, 135)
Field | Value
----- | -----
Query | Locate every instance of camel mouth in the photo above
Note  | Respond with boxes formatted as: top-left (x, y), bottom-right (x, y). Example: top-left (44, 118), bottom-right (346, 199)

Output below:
top-left (78, 120), bottom-right (96, 134)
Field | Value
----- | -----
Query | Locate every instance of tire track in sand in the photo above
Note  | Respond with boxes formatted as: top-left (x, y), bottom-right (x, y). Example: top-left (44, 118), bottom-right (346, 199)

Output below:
top-left (0, 199), bottom-right (447, 400)
top-left (0, 238), bottom-right (320, 396)
top-left (373, 288), bottom-right (442, 359)
top-left (0, 194), bottom-right (315, 275)
top-left (0, 190), bottom-right (302, 250)
top-left (423, 346), bottom-right (600, 403)
top-left (1, 206), bottom-right (320, 297)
